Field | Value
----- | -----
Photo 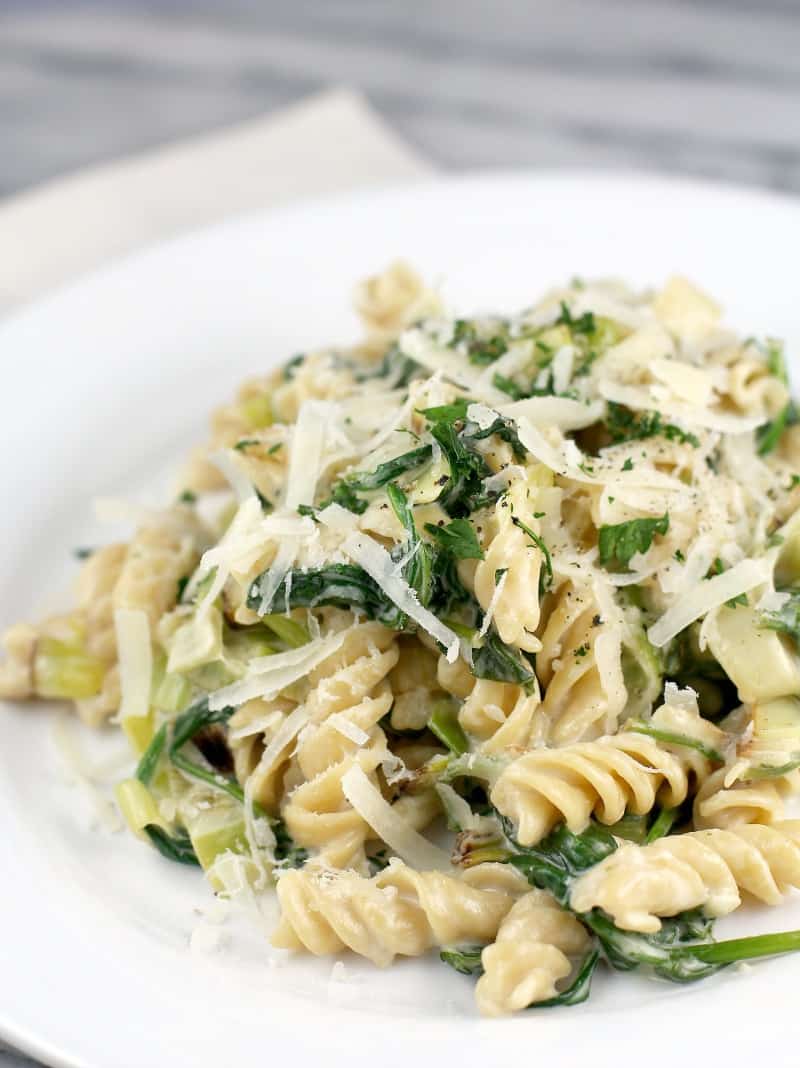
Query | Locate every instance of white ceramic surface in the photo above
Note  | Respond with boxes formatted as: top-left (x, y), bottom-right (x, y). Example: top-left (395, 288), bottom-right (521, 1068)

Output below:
top-left (2, 172), bottom-right (800, 1068)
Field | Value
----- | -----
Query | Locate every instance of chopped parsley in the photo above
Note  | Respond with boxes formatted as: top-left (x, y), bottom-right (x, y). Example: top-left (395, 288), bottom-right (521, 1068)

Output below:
top-left (556, 301), bottom-right (595, 336)
top-left (598, 514), bottom-right (670, 570)
top-left (605, 403), bottom-right (699, 448)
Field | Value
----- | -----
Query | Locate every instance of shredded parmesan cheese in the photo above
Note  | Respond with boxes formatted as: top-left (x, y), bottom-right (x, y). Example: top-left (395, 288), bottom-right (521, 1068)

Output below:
top-left (341, 764), bottom-right (451, 870)
top-left (647, 556), bottom-right (774, 648)
top-left (341, 530), bottom-right (459, 661)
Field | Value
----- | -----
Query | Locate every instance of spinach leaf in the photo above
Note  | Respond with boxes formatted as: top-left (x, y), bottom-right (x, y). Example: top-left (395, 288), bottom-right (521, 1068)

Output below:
top-left (248, 563), bottom-right (404, 628)
top-left (417, 398), bottom-right (470, 424)
top-left (136, 723), bottom-right (168, 786)
top-left (508, 823), bottom-right (618, 904)
top-left (536, 949), bottom-right (600, 1007)
top-left (466, 413), bottom-right (528, 461)
top-left (429, 420), bottom-right (492, 516)
top-left (598, 514), bottom-right (669, 570)
top-left (143, 825), bottom-right (201, 866)
top-left (347, 445), bottom-right (433, 493)
top-left (440, 945), bottom-right (484, 976)
top-left (167, 699), bottom-right (243, 804)
top-left (472, 631), bottom-right (536, 688)
top-left (357, 344), bottom-right (422, 388)
top-left (386, 482), bottom-right (435, 607)
top-left (323, 445), bottom-right (433, 515)
top-left (508, 824), bottom-right (800, 986)
top-left (424, 518), bottom-right (484, 560)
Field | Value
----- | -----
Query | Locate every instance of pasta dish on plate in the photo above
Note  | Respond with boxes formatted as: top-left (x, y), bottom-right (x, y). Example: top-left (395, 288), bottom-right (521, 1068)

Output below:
top-left (4, 263), bottom-right (800, 1016)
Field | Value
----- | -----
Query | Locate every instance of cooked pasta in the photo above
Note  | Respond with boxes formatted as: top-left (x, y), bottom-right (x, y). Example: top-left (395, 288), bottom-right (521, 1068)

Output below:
top-left (570, 822), bottom-right (800, 932)
top-left (5, 264), bottom-right (800, 1015)
top-left (475, 890), bottom-right (590, 1016)
top-left (272, 860), bottom-right (526, 967)
top-left (490, 707), bottom-right (721, 845)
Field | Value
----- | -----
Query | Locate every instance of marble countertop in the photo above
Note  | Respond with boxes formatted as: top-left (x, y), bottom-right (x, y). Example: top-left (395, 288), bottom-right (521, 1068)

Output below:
top-left (2, 0), bottom-right (800, 197)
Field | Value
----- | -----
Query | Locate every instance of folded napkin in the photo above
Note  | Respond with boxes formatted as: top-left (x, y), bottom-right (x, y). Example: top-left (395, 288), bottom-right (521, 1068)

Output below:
top-left (0, 88), bottom-right (433, 316)
top-left (0, 88), bottom-right (431, 1067)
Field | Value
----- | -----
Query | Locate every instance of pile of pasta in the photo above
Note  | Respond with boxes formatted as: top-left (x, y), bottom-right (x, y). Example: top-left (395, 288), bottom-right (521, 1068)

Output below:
top-left (5, 263), bottom-right (800, 1015)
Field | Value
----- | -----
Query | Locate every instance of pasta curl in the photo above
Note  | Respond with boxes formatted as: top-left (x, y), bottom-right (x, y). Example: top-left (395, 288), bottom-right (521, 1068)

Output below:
top-left (272, 861), bottom-right (527, 967)
top-left (491, 728), bottom-right (716, 846)
top-left (476, 890), bottom-right (590, 1017)
top-left (570, 821), bottom-right (800, 932)
top-left (536, 580), bottom-right (627, 745)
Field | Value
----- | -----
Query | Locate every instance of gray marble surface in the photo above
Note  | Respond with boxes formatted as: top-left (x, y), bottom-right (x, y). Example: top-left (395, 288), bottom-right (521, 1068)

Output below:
top-left (2, 0), bottom-right (800, 199)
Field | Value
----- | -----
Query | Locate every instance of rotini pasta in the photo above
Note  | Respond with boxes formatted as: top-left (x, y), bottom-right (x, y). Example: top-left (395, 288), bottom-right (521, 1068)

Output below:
top-left (536, 580), bottom-right (627, 745)
top-left (490, 723), bottom-right (717, 846)
top-left (272, 860), bottom-right (527, 967)
top-left (570, 821), bottom-right (800, 932)
top-left (475, 890), bottom-right (590, 1016)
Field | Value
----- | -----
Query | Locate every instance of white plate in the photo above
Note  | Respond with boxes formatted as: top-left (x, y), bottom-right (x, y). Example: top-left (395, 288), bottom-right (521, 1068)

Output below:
top-left (2, 171), bottom-right (800, 1068)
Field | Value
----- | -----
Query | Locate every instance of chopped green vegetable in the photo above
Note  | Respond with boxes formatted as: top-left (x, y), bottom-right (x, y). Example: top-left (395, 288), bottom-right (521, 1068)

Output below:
top-left (428, 698), bottom-right (470, 755)
top-left (605, 403), bottom-right (699, 448)
top-left (135, 723), bottom-right (168, 786)
top-left (429, 420), bottom-right (492, 516)
top-left (472, 631), bottom-right (536, 688)
top-left (260, 614), bottom-right (310, 649)
top-left (598, 514), bottom-right (669, 570)
top-left (34, 637), bottom-right (106, 699)
top-left (466, 412), bottom-right (528, 461)
top-left (627, 721), bottom-right (724, 763)
top-left (759, 590), bottom-right (800, 647)
top-left (143, 824), bottom-right (201, 866)
top-left (449, 319), bottom-right (509, 365)
top-left (645, 806), bottom-right (679, 843)
top-left (424, 518), bottom-right (484, 560)
top-left (387, 482), bottom-right (435, 607)
top-left (440, 945), bottom-right (483, 975)
top-left (556, 301), bottom-right (595, 335)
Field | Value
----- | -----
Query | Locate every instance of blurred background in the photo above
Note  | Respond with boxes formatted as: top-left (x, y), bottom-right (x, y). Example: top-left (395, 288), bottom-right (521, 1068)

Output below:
top-left (3, 0), bottom-right (800, 198)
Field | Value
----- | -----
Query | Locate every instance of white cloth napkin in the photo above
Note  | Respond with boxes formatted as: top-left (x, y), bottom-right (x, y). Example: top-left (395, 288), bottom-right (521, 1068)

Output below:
top-left (0, 89), bottom-right (431, 1066)
top-left (0, 88), bottom-right (433, 316)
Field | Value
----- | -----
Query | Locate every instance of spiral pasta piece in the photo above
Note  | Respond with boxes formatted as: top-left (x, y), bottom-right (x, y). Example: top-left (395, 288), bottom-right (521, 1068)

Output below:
top-left (707, 342), bottom-right (789, 417)
top-left (473, 480), bottom-right (546, 654)
top-left (282, 747), bottom-right (389, 871)
top-left (230, 622), bottom-right (399, 811)
top-left (436, 655), bottom-right (543, 752)
top-left (353, 261), bottom-right (441, 356)
top-left (475, 890), bottom-right (590, 1017)
top-left (537, 581), bottom-right (627, 745)
top-left (112, 508), bottom-right (205, 626)
top-left (570, 821), bottom-right (800, 932)
top-left (75, 544), bottom-right (128, 662)
top-left (272, 861), bottom-right (527, 967)
top-left (491, 728), bottom-right (715, 846)
top-left (692, 767), bottom-right (799, 830)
